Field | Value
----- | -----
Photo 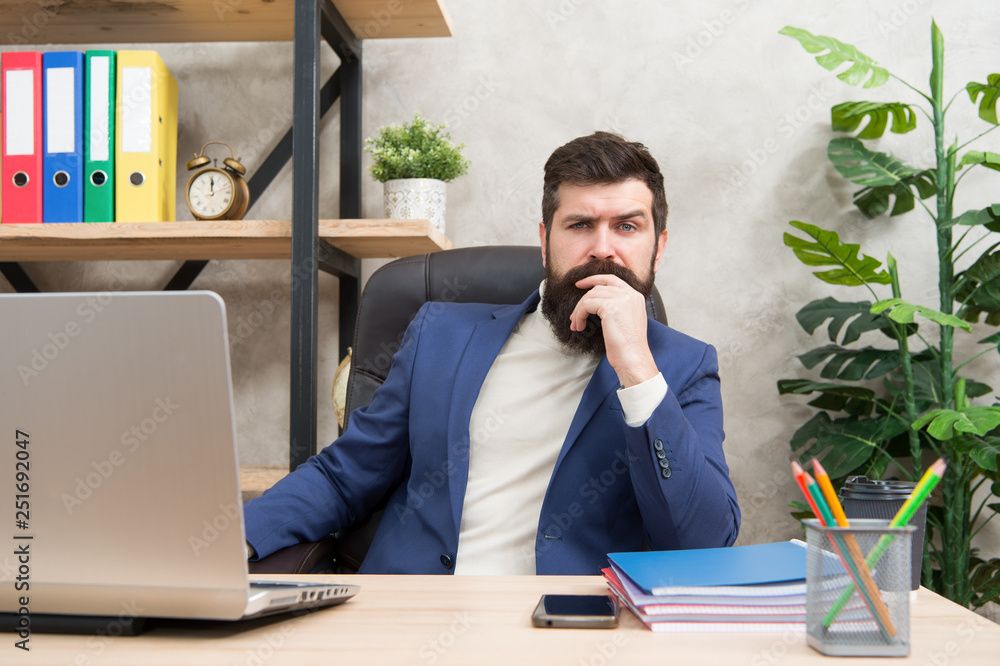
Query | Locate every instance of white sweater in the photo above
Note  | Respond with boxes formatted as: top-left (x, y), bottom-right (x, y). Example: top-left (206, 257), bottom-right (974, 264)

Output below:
top-left (453, 280), bottom-right (667, 574)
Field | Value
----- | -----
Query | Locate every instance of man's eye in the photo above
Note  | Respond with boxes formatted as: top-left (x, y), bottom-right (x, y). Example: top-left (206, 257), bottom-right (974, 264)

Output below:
top-left (570, 222), bottom-right (588, 229)
top-left (619, 223), bottom-right (636, 232)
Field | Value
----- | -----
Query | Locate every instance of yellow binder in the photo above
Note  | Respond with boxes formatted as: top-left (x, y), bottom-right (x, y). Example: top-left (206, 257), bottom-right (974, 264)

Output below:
top-left (115, 51), bottom-right (177, 222)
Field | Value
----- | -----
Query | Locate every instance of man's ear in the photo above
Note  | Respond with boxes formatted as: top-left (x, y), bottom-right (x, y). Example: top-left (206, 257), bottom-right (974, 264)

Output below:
top-left (538, 222), bottom-right (547, 269)
top-left (652, 228), bottom-right (668, 272)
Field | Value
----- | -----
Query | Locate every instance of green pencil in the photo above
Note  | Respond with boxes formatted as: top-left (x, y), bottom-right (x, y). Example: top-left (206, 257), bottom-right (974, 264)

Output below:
top-left (823, 458), bottom-right (947, 627)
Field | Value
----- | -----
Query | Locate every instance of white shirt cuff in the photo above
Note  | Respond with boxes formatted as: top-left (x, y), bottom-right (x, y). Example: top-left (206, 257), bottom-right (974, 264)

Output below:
top-left (616, 372), bottom-right (668, 428)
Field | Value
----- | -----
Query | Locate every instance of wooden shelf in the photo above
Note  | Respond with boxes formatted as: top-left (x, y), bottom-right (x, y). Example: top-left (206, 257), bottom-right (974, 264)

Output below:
top-left (0, 0), bottom-right (451, 45)
top-left (0, 218), bottom-right (452, 262)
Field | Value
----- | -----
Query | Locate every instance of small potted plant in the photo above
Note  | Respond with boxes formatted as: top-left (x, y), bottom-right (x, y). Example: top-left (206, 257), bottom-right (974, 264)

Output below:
top-left (364, 115), bottom-right (469, 235)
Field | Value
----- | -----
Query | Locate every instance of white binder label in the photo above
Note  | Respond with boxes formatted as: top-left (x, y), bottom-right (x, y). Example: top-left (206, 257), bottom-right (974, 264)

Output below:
top-left (4, 69), bottom-right (34, 156)
top-left (45, 67), bottom-right (75, 154)
top-left (90, 56), bottom-right (110, 162)
top-left (121, 67), bottom-right (151, 154)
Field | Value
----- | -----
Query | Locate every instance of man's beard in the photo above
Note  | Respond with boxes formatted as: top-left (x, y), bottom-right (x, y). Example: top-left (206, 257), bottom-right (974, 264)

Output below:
top-left (540, 256), bottom-right (656, 358)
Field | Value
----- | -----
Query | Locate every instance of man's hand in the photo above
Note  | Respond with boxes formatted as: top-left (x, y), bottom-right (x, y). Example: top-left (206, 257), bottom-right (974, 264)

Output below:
top-left (570, 274), bottom-right (659, 387)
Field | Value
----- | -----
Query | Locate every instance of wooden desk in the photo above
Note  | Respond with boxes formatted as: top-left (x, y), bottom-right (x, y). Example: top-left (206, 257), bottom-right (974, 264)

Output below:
top-left (21, 575), bottom-right (1000, 665)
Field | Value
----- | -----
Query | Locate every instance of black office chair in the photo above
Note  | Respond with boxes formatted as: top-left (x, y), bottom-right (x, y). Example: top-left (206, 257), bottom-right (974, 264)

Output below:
top-left (249, 245), bottom-right (667, 573)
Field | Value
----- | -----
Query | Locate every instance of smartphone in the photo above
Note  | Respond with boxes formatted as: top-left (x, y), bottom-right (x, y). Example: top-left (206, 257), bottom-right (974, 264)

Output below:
top-left (531, 594), bottom-right (619, 628)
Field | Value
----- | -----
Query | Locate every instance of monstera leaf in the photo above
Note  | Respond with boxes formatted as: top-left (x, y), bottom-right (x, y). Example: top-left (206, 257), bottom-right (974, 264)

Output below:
top-left (958, 151), bottom-right (1000, 172)
top-left (952, 205), bottom-right (1000, 233)
top-left (981, 331), bottom-right (1000, 357)
top-left (912, 406), bottom-right (1000, 440)
top-left (832, 101), bottom-right (917, 138)
top-left (967, 74), bottom-right (1000, 125)
top-left (798, 344), bottom-right (900, 381)
top-left (870, 298), bottom-right (973, 332)
top-left (970, 436), bottom-right (1000, 472)
top-left (777, 379), bottom-right (877, 416)
top-left (853, 171), bottom-right (937, 218)
top-left (955, 250), bottom-right (1000, 325)
top-left (790, 411), bottom-right (906, 478)
top-left (795, 297), bottom-right (909, 344)
top-left (887, 353), bottom-right (994, 413)
top-left (784, 220), bottom-right (892, 286)
top-left (780, 26), bottom-right (890, 88)
top-left (827, 137), bottom-right (936, 218)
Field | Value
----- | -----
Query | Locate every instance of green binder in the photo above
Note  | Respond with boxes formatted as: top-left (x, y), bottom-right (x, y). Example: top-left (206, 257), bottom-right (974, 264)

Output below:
top-left (84, 50), bottom-right (116, 222)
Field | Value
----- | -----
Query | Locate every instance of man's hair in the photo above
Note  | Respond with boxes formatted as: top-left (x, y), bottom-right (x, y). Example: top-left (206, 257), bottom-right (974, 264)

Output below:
top-left (541, 131), bottom-right (668, 239)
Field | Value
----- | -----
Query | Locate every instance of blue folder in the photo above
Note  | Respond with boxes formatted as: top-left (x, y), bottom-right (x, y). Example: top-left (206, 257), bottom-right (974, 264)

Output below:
top-left (608, 541), bottom-right (807, 593)
top-left (42, 51), bottom-right (85, 223)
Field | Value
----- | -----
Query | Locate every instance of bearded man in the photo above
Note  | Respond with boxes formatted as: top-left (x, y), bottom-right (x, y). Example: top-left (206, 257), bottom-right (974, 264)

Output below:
top-left (244, 131), bottom-right (740, 574)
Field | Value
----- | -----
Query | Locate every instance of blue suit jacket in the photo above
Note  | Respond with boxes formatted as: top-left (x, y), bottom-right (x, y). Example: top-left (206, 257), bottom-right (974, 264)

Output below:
top-left (244, 288), bottom-right (740, 574)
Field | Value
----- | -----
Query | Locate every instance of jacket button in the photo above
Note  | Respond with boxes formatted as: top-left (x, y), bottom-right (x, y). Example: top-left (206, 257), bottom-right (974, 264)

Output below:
top-left (440, 554), bottom-right (454, 569)
top-left (661, 466), bottom-right (672, 479)
top-left (655, 449), bottom-right (666, 460)
top-left (658, 458), bottom-right (670, 469)
top-left (653, 439), bottom-right (664, 452)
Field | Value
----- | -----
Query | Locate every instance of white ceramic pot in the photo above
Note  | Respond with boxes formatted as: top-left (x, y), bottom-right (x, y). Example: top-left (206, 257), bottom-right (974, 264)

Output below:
top-left (383, 178), bottom-right (447, 235)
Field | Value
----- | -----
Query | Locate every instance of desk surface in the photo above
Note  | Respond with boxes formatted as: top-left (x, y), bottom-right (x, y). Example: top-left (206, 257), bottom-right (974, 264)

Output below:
top-left (19, 575), bottom-right (1000, 665)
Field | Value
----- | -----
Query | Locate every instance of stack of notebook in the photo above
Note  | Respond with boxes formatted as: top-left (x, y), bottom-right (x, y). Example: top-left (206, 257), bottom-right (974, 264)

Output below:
top-left (605, 540), bottom-right (865, 632)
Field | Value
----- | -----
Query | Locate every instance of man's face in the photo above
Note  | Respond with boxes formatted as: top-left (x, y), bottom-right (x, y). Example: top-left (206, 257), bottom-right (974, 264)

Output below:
top-left (538, 178), bottom-right (668, 356)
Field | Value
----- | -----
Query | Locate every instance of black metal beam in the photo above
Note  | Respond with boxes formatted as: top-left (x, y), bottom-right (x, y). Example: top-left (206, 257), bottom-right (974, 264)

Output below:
top-left (289, 0), bottom-right (322, 471)
top-left (319, 0), bottom-right (361, 62)
top-left (163, 260), bottom-right (209, 291)
top-left (247, 70), bottom-right (343, 211)
top-left (0, 263), bottom-right (40, 293)
top-left (338, 43), bottom-right (363, 363)
top-left (317, 240), bottom-right (360, 280)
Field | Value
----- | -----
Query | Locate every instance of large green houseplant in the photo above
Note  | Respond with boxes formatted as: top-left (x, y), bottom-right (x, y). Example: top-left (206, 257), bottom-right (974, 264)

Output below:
top-left (776, 22), bottom-right (1000, 610)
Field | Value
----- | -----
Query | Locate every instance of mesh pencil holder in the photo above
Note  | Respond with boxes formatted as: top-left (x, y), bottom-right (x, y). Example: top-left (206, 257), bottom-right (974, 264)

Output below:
top-left (803, 518), bottom-right (913, 657)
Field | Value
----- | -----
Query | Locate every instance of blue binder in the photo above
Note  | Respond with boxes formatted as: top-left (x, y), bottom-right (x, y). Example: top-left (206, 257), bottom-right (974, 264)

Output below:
top-left (42, 51), bottom-right (85, 223)
top-left (608, 541), bottom-right (808, 593)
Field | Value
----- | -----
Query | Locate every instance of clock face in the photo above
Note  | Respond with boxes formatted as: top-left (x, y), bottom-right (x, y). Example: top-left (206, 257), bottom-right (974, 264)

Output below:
top-left (188, 170), bottom-right (235, 218)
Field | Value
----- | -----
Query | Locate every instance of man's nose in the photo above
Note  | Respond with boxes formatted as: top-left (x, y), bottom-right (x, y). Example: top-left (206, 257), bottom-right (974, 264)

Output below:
top-left (587, 227), bottom-right (616, 261)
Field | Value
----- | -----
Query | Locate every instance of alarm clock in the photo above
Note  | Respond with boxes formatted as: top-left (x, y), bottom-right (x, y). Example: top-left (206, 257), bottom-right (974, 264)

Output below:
top-left (184, 141), bottom-right (250, 221)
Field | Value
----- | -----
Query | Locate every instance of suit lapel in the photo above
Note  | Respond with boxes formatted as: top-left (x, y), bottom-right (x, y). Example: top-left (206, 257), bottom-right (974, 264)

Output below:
top-left (548, 356), bottom-right (619, 481)
top-left (445, 290), bottom-right (540, 536)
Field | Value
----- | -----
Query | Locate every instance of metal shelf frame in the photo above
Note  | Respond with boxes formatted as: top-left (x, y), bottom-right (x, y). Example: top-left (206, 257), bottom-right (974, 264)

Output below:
top-left (0, 0), bottom-right (367, 470)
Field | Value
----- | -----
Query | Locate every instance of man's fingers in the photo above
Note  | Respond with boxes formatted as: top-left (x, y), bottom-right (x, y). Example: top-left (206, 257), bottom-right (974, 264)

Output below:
top-left (575, 273), bottom-right (627, 289)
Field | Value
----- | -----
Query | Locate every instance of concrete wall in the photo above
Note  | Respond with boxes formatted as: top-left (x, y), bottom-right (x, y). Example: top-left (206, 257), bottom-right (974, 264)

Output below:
top-left (3, 0), bottom-right (997, 560)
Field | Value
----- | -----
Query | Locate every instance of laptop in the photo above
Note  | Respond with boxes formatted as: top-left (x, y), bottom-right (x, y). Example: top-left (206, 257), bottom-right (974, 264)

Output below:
top-left (0, 291), bottom-right (358, 626)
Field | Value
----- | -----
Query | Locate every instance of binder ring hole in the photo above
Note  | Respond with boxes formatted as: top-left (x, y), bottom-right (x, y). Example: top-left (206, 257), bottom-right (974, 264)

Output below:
top-left (12, 172), bottom-right (29, 188)
top-left (129, 172), bottom-right (145, 187)
top-left (53, 171), bottom-right (70, 188)
top-left (91, 170), bottom-right (108, 187)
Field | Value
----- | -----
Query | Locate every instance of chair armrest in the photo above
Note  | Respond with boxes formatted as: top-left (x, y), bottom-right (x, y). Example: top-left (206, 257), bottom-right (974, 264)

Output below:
top-left (248, 536), bottom-right (339, 574)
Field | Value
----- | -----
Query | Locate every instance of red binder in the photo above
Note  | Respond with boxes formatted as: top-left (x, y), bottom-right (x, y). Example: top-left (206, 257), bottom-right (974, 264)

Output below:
top-left (2, 51), bottom-right (43, 223)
